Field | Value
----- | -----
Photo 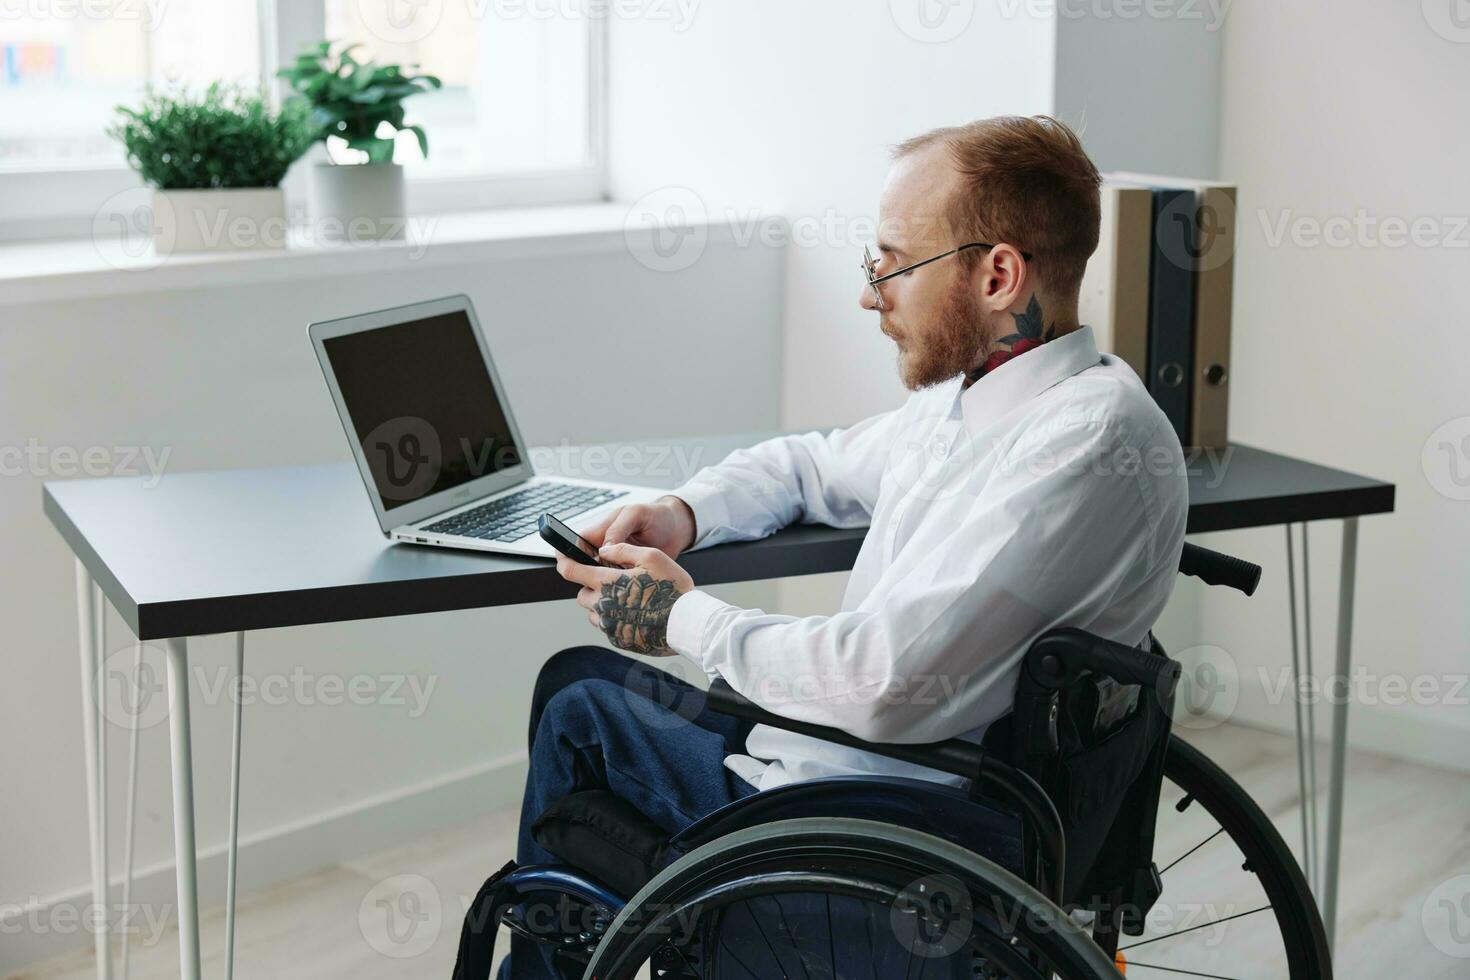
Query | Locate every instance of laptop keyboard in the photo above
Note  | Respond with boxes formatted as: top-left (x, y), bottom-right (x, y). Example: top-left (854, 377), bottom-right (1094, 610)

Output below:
top-left (422, 483), bottom-right (627, 543)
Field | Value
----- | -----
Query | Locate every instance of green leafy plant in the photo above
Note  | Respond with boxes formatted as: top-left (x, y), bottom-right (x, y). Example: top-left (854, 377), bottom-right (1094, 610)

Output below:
top-left (277, 41), bottom-right (442, 164)
top-left (110, 83), bottom-right (314, 190)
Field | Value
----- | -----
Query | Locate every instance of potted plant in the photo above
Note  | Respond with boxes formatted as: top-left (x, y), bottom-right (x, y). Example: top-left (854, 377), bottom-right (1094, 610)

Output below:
top-left (278, 41), bottom-right (441, 242)
top-left (110, 83), bottom-right (313, 253)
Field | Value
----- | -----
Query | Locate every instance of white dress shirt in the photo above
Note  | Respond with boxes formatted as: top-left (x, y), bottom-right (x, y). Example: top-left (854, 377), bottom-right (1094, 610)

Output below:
top-left (665, 326), bottom-right (1188, 792)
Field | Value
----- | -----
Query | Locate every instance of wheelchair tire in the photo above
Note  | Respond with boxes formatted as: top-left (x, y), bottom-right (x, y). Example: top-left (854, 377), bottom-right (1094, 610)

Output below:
top-left (1154, 736), bottom-right (1333, 979)
top-left (581, 816), bottom-right (1122, 980)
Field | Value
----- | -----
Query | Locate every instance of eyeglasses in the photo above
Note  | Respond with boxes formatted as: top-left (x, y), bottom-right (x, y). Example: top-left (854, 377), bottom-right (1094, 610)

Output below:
top-left (861, 242), bottom-right (1034, 310)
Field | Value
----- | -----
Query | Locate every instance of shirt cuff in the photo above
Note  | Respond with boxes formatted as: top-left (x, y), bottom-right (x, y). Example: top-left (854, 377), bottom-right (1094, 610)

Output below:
top-left (666, 480), bottom-right (731, 551)
top-left (666, 588), bottom-right (730, 670)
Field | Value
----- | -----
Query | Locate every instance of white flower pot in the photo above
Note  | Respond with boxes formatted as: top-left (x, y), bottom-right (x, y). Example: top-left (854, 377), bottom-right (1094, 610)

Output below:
top-left (152, 187), bottom-right (288, 254)
top-left (309, 163), bottom-right (407, 243)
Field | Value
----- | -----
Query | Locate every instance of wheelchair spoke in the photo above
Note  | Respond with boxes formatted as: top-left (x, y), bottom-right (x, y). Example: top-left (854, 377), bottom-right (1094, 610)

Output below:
top-left (745, 897), bottom-right (795, 977)
top-left (1123, 960), bottom-right (1247, 979)
top-left (773, 898), bottom-right (813, 980)
top-left (824, 894), bottom-right (837, 979)
top-left (1119, 904), bottom-right (1272, 953)
top-left (1159, 827), bottom-right (1226, 876)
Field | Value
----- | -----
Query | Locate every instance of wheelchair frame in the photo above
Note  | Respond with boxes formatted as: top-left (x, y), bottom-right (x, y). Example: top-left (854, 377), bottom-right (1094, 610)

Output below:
top-left (452, 543), bottom-right (1334, 979)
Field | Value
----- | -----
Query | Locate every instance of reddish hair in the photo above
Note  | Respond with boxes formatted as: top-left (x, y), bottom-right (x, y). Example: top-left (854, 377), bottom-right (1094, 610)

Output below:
top-left (895, 115), bottom-right (1101, 299)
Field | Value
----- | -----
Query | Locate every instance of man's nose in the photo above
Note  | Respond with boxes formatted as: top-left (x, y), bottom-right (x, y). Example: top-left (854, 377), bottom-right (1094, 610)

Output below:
top-left (859, 284), bottom-right (882, 312)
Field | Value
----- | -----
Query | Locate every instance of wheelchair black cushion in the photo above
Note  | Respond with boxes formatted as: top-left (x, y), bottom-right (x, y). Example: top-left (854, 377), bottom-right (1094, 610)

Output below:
top-left (531, 790), bottom-right (672, 897)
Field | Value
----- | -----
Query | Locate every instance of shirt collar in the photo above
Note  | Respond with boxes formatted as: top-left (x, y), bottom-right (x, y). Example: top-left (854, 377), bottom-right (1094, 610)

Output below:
top-left (957, 325), bottom-right (1103, 437)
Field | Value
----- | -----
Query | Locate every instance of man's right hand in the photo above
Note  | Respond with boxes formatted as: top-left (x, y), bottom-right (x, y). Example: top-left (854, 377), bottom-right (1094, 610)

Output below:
top-left (581, 496), bottom-right (698, 558)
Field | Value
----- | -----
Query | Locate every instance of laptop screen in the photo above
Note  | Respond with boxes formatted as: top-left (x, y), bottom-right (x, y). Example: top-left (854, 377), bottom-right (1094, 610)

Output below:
top-left (322, 310), bottom-right (524, 512)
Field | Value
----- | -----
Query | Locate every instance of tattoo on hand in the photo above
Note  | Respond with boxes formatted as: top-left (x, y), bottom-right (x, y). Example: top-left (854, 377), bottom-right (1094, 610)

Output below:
top-left (597, 572), bottom-right (681, 655)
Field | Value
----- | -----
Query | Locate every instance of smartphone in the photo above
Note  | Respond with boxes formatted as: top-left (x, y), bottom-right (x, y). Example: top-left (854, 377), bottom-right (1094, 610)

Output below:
top-left (539, 513), bottom-right (604, 566)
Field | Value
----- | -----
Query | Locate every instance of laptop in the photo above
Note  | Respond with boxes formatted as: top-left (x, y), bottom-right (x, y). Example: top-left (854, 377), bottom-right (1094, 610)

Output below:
top-left (309, 295), bottom-right (661, 558)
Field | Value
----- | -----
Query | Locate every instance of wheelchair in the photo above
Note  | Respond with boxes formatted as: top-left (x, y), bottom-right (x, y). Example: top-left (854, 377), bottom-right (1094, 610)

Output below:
top-left (453, 544), bottom-right (1332, 979)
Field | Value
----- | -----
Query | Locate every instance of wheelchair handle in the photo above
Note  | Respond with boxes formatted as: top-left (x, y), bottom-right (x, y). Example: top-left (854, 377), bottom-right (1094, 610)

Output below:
top-left (1025, 628), bottom-right (1181, 701)
top-left (1179, 542), bottom-right (1261, 596)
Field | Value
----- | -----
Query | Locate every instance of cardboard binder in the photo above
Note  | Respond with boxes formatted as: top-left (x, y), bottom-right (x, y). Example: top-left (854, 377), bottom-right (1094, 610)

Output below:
top-left (1079, 183), bottom-right (1153, 384)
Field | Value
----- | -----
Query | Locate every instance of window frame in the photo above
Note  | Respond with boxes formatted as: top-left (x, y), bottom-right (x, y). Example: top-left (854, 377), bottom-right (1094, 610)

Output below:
top-left (0, 0), bottom-right (610, 244)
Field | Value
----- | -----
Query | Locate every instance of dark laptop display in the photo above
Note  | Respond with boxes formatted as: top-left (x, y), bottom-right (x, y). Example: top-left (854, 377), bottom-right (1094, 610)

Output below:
top-left (321, 310), bottom-right (524, 511)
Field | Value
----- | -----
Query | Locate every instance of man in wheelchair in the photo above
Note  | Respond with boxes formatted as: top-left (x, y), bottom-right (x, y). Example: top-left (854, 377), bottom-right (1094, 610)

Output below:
top-left (455, 117), bottom-right (1329, 978)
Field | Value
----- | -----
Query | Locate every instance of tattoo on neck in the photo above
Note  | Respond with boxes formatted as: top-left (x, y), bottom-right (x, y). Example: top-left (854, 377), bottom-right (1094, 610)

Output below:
top-left (966, 294), bottom-right (1059, 386)
top-left (597, 572), bottom-right (681, 655)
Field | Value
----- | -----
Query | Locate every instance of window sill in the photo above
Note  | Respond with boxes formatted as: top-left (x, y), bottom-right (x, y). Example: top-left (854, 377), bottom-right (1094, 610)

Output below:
top-left (0, 202), bottom-right (745, 307)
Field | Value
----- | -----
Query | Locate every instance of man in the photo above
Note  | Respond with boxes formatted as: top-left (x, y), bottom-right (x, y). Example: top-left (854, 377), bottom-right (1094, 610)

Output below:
top-left (505, 115), bottom-right (1187, 976)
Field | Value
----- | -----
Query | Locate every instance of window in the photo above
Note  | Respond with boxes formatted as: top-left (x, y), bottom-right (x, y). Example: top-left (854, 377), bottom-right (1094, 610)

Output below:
top-left (0, 0), bottom-right (605, 240)
top-left (0, 0), bottom-right (260, 170)
top-left (324, 0), bottom-right (595, 177)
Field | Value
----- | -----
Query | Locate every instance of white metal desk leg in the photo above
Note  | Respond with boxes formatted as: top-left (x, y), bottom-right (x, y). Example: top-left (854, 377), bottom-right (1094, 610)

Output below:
top-left (163, 637), bottom-right (203, 980)
top-left (1321, 516), bottom-right (1358, 951)
top-left (74, 561), bottom-right (112, 980)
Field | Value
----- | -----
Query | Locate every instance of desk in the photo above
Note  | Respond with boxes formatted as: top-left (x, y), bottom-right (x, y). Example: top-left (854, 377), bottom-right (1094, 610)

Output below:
top-left (44, 436), bottom-right (1394, 978)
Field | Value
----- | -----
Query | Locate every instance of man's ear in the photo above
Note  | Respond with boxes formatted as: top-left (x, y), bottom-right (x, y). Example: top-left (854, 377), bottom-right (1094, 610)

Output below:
top-left (976, 244), bottom-right (1029, 313)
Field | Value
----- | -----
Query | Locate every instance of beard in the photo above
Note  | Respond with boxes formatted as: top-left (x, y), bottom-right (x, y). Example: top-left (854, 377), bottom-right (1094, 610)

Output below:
top-left (884, 276), bottom-right (991, 391)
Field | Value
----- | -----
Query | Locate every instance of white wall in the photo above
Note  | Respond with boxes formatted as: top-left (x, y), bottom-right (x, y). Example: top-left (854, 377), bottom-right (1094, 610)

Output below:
top-left (606, 2), bottom-right (1222, 672)
top-left (1190, 0), bottom-right (1470, 771)
top-left (0, 231), bottom-right (785, 969)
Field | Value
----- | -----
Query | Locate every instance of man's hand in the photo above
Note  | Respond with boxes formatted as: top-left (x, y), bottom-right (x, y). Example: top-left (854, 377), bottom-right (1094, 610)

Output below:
top-left (555, 543), bottom-right (695, 657)
top-left (581, 496), bottom-right (698, 558)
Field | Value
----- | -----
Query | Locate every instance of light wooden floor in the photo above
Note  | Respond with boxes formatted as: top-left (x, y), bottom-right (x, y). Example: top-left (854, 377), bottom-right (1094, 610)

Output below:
top-left (10, 722), bottom-right (1469, 979)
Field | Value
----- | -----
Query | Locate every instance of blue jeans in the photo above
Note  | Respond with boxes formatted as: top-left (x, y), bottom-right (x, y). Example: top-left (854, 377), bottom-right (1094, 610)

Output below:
top-left (503, 646), bottom-right (760, 979)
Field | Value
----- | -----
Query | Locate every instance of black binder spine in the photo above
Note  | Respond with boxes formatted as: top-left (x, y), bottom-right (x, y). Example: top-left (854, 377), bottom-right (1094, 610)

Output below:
top-left (1145, 187), bottom-right (1196, 447)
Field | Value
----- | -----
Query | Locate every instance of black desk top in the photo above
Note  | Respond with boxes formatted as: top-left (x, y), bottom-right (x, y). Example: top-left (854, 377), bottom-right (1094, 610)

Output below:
top-left (44, 435), bottom-right (1394, 640)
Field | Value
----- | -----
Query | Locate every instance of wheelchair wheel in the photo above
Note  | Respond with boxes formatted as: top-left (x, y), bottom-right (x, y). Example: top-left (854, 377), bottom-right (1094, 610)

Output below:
top-left (1125, 736), bottom-right (1332, 979)
top-left (582, 817), bottom-right (1122, 980)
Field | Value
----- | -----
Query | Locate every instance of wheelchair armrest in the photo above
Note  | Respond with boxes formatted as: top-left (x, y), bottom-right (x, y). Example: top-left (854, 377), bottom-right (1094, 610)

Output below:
top-left (705, 679), bottom-right (986, 782)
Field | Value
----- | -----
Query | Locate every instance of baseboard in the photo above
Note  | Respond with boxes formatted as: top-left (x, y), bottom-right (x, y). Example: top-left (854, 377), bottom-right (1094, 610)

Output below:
top-left (0, 751), bottom-right (529, 973)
